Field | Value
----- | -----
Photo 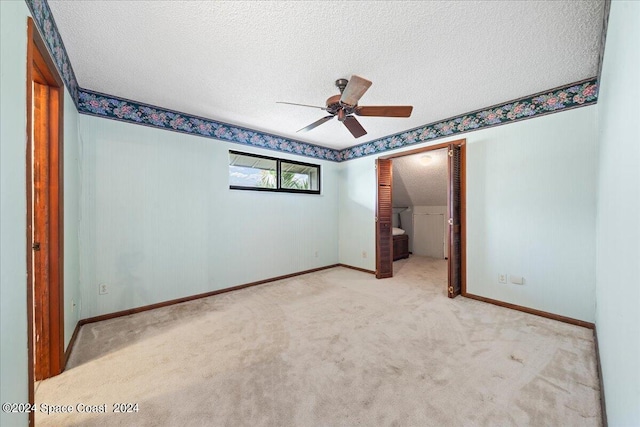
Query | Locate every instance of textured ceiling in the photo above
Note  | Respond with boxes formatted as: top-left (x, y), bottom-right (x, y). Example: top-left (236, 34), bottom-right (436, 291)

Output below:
top-left (393, 149), bottom-right (448, 207)
top-left (47, 1), bottom-right (604, 150)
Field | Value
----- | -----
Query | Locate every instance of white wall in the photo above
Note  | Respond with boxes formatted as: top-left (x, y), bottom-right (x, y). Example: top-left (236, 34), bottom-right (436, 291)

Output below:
top-left (339, 105), bottom-right (598, 322)
top-left (411, 206), bottom-right (448, 256)
top-left (338, 157), bottom-right (376, 270)
top-left (467, 106), bottom-right (597, 322)
top-left (0, 4), bottom-right (30, 426)
top-left (78, 115), bottom-right (339, 317)
top-left (595, 1), bottom-right (640, 425)
top-left (64, 90), bottom-right (82, 347)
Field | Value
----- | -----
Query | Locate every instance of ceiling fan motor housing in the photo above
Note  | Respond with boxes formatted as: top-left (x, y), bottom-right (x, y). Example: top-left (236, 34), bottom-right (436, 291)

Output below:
top-left (326, 95), bottom-right (357, 119)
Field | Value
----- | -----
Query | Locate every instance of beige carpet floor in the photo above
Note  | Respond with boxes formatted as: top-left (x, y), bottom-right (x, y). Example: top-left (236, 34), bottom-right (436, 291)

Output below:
top-left (36, 256), bottom-right (601, 426)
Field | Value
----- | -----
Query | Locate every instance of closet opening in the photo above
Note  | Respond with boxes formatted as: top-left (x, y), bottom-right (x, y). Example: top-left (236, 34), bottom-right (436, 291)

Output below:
top-left (375, 139), bottom-right (466, 298)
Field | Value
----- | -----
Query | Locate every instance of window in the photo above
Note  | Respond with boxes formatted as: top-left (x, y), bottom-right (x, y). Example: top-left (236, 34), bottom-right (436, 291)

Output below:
top-left (229, 151), bottom-right (320, 194)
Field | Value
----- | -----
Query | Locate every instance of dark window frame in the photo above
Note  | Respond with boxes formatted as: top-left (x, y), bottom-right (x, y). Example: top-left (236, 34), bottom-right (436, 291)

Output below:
top-left (229, 150), bottom-right (321, 195)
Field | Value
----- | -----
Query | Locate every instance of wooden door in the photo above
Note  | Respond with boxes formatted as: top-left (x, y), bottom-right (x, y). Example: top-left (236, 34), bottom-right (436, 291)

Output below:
top-left (26, 17), bottom-right (64, 389)
top-left (376, 158), bottom-right (393, 278)
top-left (447, 144), bottom-right (462, 297)
top-left (32, 82), bottom-right (54, 380)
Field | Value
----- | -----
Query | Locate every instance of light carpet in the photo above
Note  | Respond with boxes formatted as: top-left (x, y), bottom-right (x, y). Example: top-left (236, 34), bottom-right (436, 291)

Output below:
top-left (36, 256), bottom-right (601, 426)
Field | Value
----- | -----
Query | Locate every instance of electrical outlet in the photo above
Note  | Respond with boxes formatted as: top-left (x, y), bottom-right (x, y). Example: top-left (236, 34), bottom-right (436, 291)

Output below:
top-left (314, 250), bottom-right (319, 258)
top-left (99, 283), bottom-right (108, 295)
top-left (498, 274), bottom-right (507, 284)
top-left (71, 299), bottom-right (76, 312)
top-left (510, 275), bottom-right (525, 285)
top-left (362, 251), bottom-right (367, 258)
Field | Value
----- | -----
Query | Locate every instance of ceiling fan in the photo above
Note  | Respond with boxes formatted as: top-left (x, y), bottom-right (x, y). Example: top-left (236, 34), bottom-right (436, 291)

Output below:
top-left (277, 75), bottom-right (413, 139)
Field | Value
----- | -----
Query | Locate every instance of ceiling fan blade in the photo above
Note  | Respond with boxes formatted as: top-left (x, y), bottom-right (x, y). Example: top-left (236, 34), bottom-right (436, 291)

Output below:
top-left (355, 105), bottom-right (413, 117)
top-left (277, 101), bottom-right (328, 111)
top-left (297, 115), bottom-right (335, 133)
top-left (343, 116), bottom-right (367, 138)
top-left (340, 75), bottom-right (372, 106)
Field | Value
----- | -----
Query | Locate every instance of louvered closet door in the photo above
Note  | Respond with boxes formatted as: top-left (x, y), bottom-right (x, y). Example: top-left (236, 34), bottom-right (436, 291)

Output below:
top-left (376, 158), bottom-right (393, 278)
top-left (448, 144), bottom-right (462, 297)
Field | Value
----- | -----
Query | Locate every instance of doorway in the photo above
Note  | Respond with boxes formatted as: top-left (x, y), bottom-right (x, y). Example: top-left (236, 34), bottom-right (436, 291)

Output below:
top-left (375, 139), bottom-right (466, 298)
top-left (26, 16), bottom-right (65, 420)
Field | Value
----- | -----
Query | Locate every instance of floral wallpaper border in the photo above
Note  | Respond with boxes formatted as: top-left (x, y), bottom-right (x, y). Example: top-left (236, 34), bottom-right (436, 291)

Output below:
top-left (339, 78), bottom-right (598, 161)
top-left (27, 0), bottom-right (598, 163)
top-left (78, 80), bottom-right (598, 162)
top-left (26, 0), bottom-right (79, 105)
top-left (78, 89), bottom-right (342, 161)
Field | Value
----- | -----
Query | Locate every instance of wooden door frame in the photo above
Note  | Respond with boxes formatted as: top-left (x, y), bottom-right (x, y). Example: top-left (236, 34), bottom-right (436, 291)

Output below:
top-left (376, 139), bottom-right (466, 295)
top-left (26, 16), bottom-right (64, 421)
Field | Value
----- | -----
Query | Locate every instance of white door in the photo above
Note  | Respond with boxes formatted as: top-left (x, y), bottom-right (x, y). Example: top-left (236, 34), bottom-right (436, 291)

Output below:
top-left (413, 213), bottom-right (445, 258)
